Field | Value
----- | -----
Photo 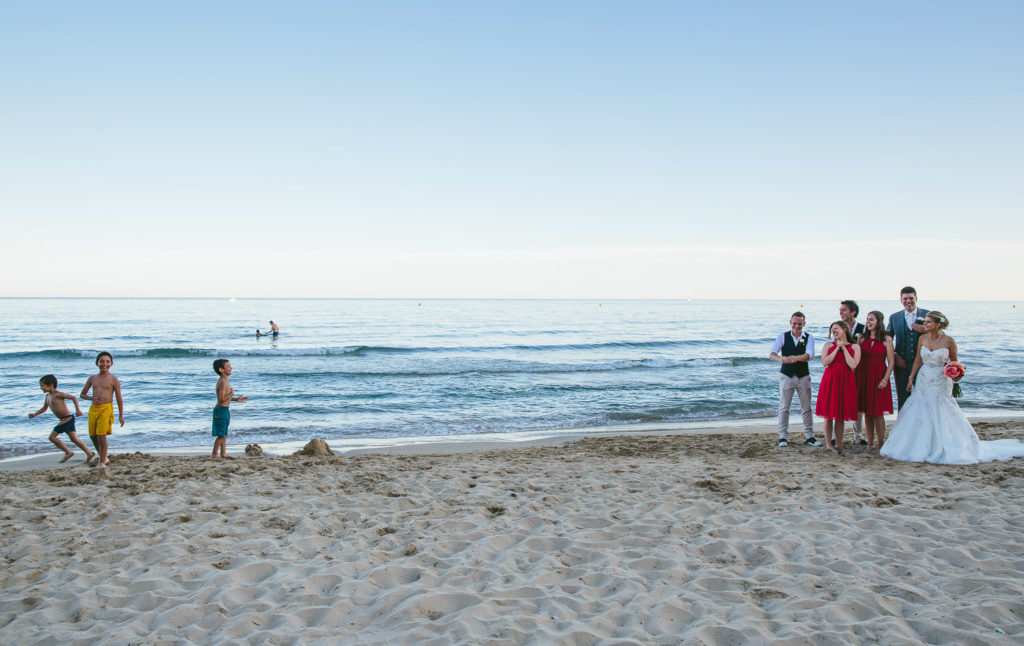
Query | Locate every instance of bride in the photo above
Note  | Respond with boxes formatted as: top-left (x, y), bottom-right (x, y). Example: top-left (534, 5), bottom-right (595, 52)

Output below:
top-left (881, 311), bottom-right (1024, 464)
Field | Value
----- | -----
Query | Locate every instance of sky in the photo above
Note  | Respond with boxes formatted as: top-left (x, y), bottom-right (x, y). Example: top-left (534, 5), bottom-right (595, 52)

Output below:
top-left (2, 1), bottom-right (1023, 299)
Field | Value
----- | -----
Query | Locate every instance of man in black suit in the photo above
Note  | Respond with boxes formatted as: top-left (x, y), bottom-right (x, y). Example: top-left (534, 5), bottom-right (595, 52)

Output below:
top-left (839, 300), bottom-right (867, 444)
top-left (839, 300), bottom-right (866, 340)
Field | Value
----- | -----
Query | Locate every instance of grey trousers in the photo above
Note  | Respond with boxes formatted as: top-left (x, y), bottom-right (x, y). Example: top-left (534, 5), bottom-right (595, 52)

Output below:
top-left (778, 374), bottom-right (814, 439)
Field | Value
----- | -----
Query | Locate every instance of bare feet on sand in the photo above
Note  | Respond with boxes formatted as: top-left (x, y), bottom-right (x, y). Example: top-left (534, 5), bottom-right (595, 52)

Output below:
top-left (60, 453), bottom-right (73, 463)
top-left (85, 451), bottom-right (96, 463)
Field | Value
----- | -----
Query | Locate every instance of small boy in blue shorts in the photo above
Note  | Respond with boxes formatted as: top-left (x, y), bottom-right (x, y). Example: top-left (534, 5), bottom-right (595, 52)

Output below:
top-left (212, 359), bottom-right (247, 460)
top-left (28, 375), bottom-right (96, 464)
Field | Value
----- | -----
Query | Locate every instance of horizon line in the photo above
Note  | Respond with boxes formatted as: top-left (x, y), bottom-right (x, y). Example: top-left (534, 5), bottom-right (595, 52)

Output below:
top-left (2, 296), bottom-right (1021, 303)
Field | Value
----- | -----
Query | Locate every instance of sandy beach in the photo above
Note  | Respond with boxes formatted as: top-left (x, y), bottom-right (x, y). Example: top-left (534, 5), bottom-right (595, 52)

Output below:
top-left (2, 420), bottom-right (1023, 644)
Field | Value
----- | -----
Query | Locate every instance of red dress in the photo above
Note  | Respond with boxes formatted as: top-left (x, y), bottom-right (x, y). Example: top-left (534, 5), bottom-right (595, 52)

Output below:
top-left (857, 338), bottom-right (893, 416)
top-left (815, 343), bottom-right (859, 421)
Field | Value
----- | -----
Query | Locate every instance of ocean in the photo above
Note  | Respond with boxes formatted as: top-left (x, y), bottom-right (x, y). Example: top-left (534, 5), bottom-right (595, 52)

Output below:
top-left (1, 298), bottom-right (1021, 458)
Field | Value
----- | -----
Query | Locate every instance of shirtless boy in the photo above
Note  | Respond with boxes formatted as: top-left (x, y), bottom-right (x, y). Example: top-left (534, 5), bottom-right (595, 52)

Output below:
top-left (212, 359), bottom-right (248, 460)
top-left (28, 374), bottom-right (96, 464)
top-left (79, 351), bottom-right (124, 468)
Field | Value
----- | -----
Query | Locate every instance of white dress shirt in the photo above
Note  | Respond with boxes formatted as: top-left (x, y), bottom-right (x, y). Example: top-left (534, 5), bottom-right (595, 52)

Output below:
top-left (771, 332), bottom-right (816, 359)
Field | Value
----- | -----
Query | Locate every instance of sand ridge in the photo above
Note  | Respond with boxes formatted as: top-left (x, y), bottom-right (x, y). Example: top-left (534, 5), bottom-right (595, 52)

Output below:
top-left (2, 422), bottom-right (1023, 644)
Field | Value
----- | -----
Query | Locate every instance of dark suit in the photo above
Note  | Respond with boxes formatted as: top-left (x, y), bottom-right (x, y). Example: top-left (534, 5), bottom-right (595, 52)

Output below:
top-left (850, 321), bottom-right (866, 339)
top-left (886, 308), bottom-right (929, 410)
top-left (846, 320), bottom-right (866, 440)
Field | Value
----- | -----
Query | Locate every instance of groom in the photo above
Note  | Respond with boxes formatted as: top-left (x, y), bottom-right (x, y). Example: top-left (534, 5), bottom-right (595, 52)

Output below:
top-left (885, 286), bottom-right (929, 411)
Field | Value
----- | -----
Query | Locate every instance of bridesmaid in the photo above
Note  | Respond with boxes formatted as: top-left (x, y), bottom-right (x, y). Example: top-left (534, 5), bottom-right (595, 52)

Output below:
top-left (857, 311), bottom-right (894, 451)
top-left (816, 320), bottom-right (861, 454)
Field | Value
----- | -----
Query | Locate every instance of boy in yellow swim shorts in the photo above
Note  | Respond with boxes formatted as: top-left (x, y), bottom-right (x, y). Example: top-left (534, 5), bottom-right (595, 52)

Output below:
top-left (80, 351), bottom-right (124, 468)
top-left (89, 403), bottom-right (114, 435)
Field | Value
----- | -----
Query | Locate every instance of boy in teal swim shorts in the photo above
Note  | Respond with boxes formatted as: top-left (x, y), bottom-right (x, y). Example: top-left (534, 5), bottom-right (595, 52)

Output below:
top-left (212, 359), bottom-right (248, 460)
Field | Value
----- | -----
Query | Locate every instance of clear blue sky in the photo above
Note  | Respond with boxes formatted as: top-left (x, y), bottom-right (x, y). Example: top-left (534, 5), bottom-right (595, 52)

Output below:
top-left (3, 2), bottom-right (1022, 298)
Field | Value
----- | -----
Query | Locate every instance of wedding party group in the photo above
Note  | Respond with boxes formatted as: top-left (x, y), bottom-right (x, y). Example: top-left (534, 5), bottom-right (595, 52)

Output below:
top-left (771, 286), bottom-right (1024, 464)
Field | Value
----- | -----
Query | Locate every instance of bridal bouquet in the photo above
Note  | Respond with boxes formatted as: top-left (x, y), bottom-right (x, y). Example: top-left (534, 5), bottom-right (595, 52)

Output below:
top-left (945, 361), bottom-right (965, 398)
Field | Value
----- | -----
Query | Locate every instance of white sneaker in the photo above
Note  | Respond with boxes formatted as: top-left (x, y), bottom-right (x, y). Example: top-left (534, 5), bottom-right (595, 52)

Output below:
top-left (777, 439), bottom-right (788, 447)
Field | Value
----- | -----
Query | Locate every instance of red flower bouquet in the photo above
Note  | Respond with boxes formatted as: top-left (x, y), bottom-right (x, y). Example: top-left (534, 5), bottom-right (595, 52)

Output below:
top-left (945, 361), bottom-right (965, 398)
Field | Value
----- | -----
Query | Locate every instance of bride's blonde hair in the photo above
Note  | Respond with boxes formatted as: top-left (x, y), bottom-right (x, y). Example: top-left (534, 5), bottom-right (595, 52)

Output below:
top-left (926, 310), bottom-right (950, 331)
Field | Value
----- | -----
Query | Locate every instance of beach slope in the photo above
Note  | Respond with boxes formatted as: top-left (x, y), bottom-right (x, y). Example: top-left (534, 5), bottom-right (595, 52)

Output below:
top-left (2, 422), bottom-right (1023, 644)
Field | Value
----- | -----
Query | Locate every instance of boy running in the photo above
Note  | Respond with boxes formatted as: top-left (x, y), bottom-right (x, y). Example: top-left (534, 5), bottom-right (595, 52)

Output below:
top-left (28, 375), bottom-right (96, 464)
top-left (80, 351), bottom-right (124, 468)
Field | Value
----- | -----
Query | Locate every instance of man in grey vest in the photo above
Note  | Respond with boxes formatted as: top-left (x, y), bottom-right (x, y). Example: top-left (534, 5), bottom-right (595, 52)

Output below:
top-left (770, 311), bottom-right (822, 447)
top-left (885, 286), bottom-right (929, 411)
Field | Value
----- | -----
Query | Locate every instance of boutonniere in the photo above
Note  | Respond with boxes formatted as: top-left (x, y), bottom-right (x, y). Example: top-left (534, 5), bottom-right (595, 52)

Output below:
top-left (915, 316), bottom-right (926, 325)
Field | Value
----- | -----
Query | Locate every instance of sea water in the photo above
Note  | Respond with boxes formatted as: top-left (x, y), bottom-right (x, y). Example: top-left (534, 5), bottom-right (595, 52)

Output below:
top-left (0, 298), bottom-right (1020, 457)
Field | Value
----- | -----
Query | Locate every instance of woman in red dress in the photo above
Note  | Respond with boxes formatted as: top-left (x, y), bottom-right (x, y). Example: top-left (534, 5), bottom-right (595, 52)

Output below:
top-left (857, 311), bottom-right (894, 451)
top-left (816, 320), bottom-right (861, 454)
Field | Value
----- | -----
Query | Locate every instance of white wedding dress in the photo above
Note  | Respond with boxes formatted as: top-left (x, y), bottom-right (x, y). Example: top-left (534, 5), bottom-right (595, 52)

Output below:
top-left (881, 347), bottom-right (1024, 464)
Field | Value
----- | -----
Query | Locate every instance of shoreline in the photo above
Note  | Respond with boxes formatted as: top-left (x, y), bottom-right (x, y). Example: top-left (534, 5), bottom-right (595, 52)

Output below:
top-left (4, 411), bottom-right (1024, 473)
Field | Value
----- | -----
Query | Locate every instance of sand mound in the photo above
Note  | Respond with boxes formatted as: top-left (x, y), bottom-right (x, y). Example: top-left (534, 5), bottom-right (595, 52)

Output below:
top-left (80, 467), bottom-right (111, 481)
top-left (295, 438), bottom-right (334, 457)
top-left (739, 444), bottom-right (766, 458)
top-left (244, 444), bottom-right (264, 457)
